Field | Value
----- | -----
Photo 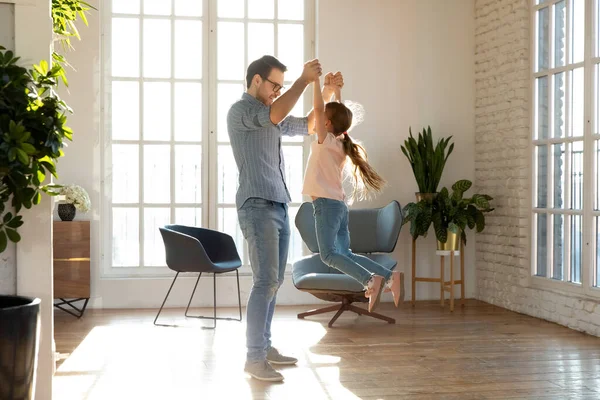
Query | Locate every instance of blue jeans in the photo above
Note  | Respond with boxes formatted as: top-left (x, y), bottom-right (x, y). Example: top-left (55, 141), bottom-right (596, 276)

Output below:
top-left (313, 198), bottom-right (392, 286)
top-left (238, 198), bottom-right (289, 363)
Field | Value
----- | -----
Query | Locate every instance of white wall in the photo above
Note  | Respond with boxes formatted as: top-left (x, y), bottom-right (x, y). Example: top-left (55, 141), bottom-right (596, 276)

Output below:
top-left (317, 0), bottom-right (476, 301)
top-left (56, 0), bottom-right (476, 309)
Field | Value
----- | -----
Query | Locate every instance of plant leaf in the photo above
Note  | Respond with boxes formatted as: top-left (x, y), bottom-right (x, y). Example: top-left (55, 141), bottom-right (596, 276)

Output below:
top-left (0, 231), bottom-right (6, 252)
top-left (6, 228), bottom-right (21, 243)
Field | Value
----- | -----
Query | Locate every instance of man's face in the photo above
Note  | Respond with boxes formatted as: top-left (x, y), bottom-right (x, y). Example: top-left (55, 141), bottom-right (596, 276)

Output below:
top-left (256, 69), bottom-right (284, 106)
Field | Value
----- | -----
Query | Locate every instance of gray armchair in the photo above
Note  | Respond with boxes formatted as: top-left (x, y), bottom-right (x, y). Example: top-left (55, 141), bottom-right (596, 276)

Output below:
top-left (292, 201), bottom-right (403, 327)
top-left (155, 225), bottom-right (243, 329)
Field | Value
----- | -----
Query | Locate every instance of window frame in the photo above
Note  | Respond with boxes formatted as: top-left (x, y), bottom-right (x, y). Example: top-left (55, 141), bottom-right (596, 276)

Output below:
top-left (100, 0), bottom-right (316, 278)
top-left (529, 0), bottom-right (600, 299)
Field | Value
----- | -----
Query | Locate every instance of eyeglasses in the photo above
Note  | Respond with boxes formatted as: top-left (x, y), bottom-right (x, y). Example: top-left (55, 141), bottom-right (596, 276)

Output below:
top-left (264, 77), bottom-right (284, 93)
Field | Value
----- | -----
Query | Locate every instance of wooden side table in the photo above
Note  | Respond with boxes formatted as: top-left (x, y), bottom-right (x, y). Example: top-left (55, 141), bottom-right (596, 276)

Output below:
top-left (411, 238), bottom-right (465, 311)
top-left (53, 221), bottom-right (91, 318)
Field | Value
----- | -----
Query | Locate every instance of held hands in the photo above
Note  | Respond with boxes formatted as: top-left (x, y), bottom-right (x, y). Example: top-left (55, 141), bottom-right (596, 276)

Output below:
top-left (324, 72), bottom-right (344, 89)
top-left (301, 59), bottom-right (322, 85)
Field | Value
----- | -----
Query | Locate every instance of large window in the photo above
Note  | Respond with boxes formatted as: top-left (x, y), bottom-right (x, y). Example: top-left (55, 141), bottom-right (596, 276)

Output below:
top-left (102, 0), bottom-right (313, 276)
top-left (532, 0), bottom-right (599, 295)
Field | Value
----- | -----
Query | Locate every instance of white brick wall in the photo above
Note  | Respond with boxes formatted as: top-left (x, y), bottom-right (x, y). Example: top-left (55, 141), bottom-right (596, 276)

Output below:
top-left (474, 0), bottom-right (600, 337)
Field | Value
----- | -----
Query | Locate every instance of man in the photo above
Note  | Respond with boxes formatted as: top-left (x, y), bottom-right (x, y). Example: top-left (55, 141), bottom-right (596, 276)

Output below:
top-left (227, 55), bottom-right (334, 382)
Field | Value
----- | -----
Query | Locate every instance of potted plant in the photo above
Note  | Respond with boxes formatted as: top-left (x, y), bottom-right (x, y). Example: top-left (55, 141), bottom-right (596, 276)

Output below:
top-left (57, 184), bottom-right (91, 221)
top-left (0, 295), bottom-right (41, 400)
top-left (0, 46), bottom-right (71, 399)
top-left (400, 126), bottom-right (454, 201)
top-left (403, 180), bottom-right (494, 250)
top-left (0, 2), bottom-right (94, 398)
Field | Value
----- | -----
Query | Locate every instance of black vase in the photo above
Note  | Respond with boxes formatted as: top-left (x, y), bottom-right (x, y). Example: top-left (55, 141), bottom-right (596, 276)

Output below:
top-left (0, 295), bottom-right (41, 400)
top-left (58, 203), bottom-right (76, 221)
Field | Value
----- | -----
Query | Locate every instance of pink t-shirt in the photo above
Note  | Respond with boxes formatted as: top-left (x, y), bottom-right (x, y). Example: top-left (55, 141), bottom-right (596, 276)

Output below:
top-left (302, 133), bottom-right (347, 201)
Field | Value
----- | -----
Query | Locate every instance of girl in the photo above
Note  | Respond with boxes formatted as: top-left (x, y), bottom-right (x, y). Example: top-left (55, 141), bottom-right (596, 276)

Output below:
top-left (302, 73), bottom-right (403, 313)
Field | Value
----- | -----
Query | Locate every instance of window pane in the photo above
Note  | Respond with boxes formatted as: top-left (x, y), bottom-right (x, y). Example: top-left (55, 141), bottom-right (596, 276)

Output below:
top-left (570, 214), bottom-right (582, 283)
top-left (598, 0), bottom-right (600, 57)
top-left (572, 0), bottom-right (584, 63)
top-left (143, 82), bottom-right (171, 141)
top-left (571, 141), bottom-right (584, 210)
top-left (278, 0), bottom-right (304, 20)
top-left (596, 217), bottom-right (600, 287)
top-left (175, 20), bottom-right (203, 79)
top-left (249, 0), bottom-right (274, 19)
top-left (597, 65), bottom-right (600, 134)
top-left (144, 208), bottom-right (170, 266)
top-left (217, 22), bottom-right (244, 80)
top-left (113, 208), bottom-right (139, 267)
top-left (554, 0), bottom-right (566, 67)
top-left (112, 18), bottom-right (140, 78)
top-left (596, 140), bottom-right (600, 210)
top-left (144, 145), bottom-right (170, 203)
top-left (174, 83), bottom-right (202, 142)
top-left (552, 143), bottom-right (565, 208)
top-left (536, 213), bottom-right (548, 277)
top-left (143, 19), bottom-right (171, 78)
top-left (113, 0), bottom-right (140, 14)
top-left (553, 72), bottom-right (566, 138)
top-left (571, 68), bottom-right (584, 137)
top-left (282, 146), bottom-right (303, 203)
top-left (536, 77), bottom-right (549, 139)
top-left (112, 81), bottom-right (139, 140)
top-left (537, 7), bottom-right (549, 71)
top-left (218, 0), bottom-right (244, 18)
top-left (218, 145), bottom-right (239, 204)
top-left (218, 208), bottom-right (244, 259)
top-left (175, 208), bottom-right (202, 226)
top-left (278, 24), bottom-right (304, 81)
top-left (248, 23), bottom-right (274, 64)
top-left (175, 145), bottom-right (202, 203)
top-left (552, 214), bottom-right (564, 280)
top-left (175, 0), bottom-right (202, 16)
top-left (143, 0), bottom-right (171, 15)
top-left (288, 206), bottom-right (304, 264)
top-left (112, 145), bottom-right (139, 203)
top-left (536, 145), bottom-right (548, 208)
top-left (218, 83), bottom-right (244, 142)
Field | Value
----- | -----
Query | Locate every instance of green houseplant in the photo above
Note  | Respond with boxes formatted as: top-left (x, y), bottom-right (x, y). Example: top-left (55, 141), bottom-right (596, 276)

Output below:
top-left (0, 0), bottom-right (93, 254)
top-left (0, 48), bottom-right (72, 252)
top-left (402, 180), bottom-right (494, 249)
top-left (400, 126), bottom-right (454, 200)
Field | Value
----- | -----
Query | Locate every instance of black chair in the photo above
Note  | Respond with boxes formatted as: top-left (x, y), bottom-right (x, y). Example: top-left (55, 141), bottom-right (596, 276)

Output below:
top-left (155, 224), bottom-right (243, 329)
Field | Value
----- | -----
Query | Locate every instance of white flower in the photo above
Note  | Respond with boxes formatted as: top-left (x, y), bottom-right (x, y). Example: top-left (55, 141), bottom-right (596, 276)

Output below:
top-left (60, 184), bottom-right (91, 212)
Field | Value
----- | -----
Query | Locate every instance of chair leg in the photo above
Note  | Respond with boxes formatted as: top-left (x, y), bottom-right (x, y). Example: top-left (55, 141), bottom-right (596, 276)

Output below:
top-left (327, 305), bottom-right (348, 328)
top-left (154, 272), bottom-right (180, 326)
top-left (236, 269), bottom-right (242, 321)
top-left (210, 273), bottom-right (217, 329)
top-left (185, 271), bottom-right (243, 328)
top-left (297, 304), bottom-right (343, 319)
top-left (185, 273), bottom-right (202, 317)
top-left (347, 304), bottom-right (395, 324)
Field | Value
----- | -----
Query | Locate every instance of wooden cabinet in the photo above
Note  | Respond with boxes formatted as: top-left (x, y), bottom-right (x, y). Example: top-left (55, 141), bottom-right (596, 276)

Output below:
top-left (53, 221), bottom-right (90, 317)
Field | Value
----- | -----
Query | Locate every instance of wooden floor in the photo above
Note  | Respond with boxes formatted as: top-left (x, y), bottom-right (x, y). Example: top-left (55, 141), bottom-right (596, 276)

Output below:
top-left (53, 300), bottom-right (600, 400)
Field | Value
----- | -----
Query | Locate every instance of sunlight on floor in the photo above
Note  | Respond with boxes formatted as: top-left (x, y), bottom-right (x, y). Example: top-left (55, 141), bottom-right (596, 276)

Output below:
top-left (53, 317), bottom-right (340, 400)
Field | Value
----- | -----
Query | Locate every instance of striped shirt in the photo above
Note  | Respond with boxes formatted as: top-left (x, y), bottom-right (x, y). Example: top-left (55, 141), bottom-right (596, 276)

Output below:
top-left (227, 93), bottom-right (309, 209)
